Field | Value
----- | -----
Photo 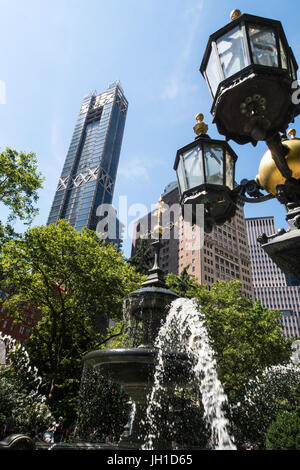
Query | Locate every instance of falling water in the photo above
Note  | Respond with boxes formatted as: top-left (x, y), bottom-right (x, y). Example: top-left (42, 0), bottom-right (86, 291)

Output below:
top-left (0, 332), bottom-right (43, 395)
top-left (143, 297), bottom-right (236, 450)
top-left (128, 401), bottom-right (136, 436)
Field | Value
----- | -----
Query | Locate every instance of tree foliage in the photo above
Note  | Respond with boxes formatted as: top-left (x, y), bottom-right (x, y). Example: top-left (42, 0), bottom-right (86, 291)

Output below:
top-left (0, 220), bottom-right (143, 421)
top-left (0, 148), bottom-right (43, 243)
top-left (166, 267), bottom-right (199, 298)
top-left (128, 238), bottom-right (153, 276)
top-left (230, 364), bottom-right (300, 447)
top-left (166, 275), bottom-right (292, 399)
top-left (265, 410), bottom-right (300, 450)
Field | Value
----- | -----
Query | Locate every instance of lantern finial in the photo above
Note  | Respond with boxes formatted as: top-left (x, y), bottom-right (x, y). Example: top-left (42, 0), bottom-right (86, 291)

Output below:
top-left (230, 9), bottom-right (242, 21)
top-left (193, 113), bottom-right (208, 136)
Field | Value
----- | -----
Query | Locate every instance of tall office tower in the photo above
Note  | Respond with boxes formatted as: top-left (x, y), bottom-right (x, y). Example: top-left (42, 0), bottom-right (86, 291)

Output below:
top-left (131, 182), bottom-right (254, 298)
top-left (47, 82), bottom-right (128, 232)
top-left (246, 217), bottom-right (300, 339)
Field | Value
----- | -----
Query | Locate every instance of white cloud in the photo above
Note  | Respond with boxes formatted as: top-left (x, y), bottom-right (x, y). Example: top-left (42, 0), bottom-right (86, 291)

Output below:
top-left (118, 155), bottom-right (164, 182)
top-left (119, 159), bottom-right (150, 181)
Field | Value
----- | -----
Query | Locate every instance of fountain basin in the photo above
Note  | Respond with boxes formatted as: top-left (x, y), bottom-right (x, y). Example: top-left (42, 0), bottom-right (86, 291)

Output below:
top-left (84, 348), bottom-right (191, 403)
top-left (84, 347), bottom-right (192, 449)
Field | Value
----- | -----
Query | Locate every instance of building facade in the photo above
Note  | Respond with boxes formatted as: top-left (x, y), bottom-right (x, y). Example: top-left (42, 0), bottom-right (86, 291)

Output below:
top-left (47, 82), bottom-right (128, 233)
top-left (0, 288), bottom-right (40, 345)
top-left (131, 182), bottom-right (254, 298)
top-left (246, 217), bottom-right (300, 339)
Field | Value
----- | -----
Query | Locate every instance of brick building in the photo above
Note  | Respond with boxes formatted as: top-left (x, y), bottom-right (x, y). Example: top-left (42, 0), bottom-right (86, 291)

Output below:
top-left (0, 287), bottom-right (40, 344)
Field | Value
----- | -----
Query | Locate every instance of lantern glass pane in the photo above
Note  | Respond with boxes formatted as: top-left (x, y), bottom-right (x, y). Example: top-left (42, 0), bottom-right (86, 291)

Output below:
top-left (225, 151), bottom-right (235, 190)
top-left (279, 38), bottom-right (288, 70)
top-left (203, 144), bottom-right (224, 185)
top-left (248, 24), bottom-right (278, 67)
top-left (290, 57), bottom-right (297, 81)
top-left (176, 158), bottom-right (186, 194)
top-left (206, 48), bottom-right (222, 96)
top-left (217, 26), bottom-right (248, 79)
top-left (183, 146), bottom-right (203, 190)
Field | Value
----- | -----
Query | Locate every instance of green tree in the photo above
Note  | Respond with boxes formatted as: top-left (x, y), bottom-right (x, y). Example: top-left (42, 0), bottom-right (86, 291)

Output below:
top-left (166, 267), bottom-right (200, 298)
top-left (231, 364), bottom-right (300, 447)
top-left (128, 238), bottom-right (153, 275)
top-left (165, 276), bottom-right (292, 399)
top-left (266, 410), bottom-right (300, 450)
top-left (196, 282), bottom-right (292, 397)
top-left (0, 220), bottom-right (143, 422)
top-left (0, 148), bottom-right (43, 242)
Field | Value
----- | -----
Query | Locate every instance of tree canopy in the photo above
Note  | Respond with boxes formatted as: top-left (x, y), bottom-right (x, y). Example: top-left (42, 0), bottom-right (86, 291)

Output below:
top-left (166, 274), bottom-right (292, 399)
top-left (0, 148), bottom-right (43, 243)
top-left (265, 410), bottom-right (300, 450)
top-left (0, 220), bottom-right (143, 421)
top-left (128, 238), bottom-right (153, 275)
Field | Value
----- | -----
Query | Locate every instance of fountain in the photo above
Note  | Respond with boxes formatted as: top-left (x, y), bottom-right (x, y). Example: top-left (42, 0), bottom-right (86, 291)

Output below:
top-left (84, 198), bottom-right (236, 450)
top-left (84, 199), bottom-right (190, 449)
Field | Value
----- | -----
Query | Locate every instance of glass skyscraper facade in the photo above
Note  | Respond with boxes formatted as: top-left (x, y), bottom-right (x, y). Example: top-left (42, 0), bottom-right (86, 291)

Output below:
top-left (246, 217), bottom-right (300, 339)
top-left (47, 82), bottom-right (128, 232)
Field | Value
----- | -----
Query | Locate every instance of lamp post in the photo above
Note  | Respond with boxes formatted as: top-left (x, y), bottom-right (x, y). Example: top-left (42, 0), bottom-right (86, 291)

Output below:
top-left (200, 9), bottom-right (299, 145)
top-left (175, 10), bottom-right (300, 282)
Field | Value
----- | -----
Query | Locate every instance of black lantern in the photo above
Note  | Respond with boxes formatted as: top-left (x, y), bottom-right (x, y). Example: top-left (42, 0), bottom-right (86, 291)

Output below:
top-left (174, 114), bottom-right (238, 232)
top-left (200, 9), bottom-right (299, 145)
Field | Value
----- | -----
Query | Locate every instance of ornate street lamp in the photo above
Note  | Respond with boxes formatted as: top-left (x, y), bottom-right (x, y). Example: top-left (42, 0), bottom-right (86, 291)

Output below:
top-left (200, 9), bottom-right (300, 146)
top-left (175, 10), bottom-right (300, 281)
top-left (174, 113), bottom-right (273, 232)
top-left (174, 114), bottom-right (239, 232)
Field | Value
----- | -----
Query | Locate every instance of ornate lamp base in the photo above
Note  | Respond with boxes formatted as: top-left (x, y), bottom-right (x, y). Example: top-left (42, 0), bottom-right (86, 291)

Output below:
top-left (258, 202), bottom-right (300, 282)
top-left (181, 184), bottom-right (238, 233)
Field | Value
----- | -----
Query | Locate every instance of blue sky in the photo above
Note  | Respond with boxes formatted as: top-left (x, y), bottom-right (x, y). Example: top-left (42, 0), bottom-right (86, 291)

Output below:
top-left (0, 0), bottom-right (300, 257)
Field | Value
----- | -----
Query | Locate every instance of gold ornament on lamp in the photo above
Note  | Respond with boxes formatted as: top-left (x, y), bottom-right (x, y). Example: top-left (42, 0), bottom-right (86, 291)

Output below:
top-left (193, 113), bottom-right (208, 136)
top-left (257, 129), bottom-right (300, 196)
top-left (230, 9), bottom-right (242, 21)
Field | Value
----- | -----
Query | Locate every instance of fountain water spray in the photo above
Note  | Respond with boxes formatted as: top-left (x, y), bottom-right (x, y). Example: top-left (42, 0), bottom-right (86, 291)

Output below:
top-left (143, 297), bottom-right (236, 450)
top-left (0, 332), bottom-right (43, 396)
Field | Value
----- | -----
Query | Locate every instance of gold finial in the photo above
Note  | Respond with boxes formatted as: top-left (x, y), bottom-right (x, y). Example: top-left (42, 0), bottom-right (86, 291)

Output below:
top-left (153, 195), bottom-right (166, 236)
top-left (230, 9), bottom-right (242, 21)
top-left (288, 128), bottom-right (297, 139)
top-left (193, 113), bottom-right (208, 136)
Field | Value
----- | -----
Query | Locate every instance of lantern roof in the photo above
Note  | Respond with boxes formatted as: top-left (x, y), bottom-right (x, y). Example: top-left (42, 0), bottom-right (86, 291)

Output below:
top-left (200, 12), bottom-right (295, 75)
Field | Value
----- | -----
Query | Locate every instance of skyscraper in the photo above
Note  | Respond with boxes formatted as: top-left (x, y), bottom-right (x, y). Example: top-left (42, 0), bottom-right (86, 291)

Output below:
top-left (47, 82), bottom-right (128, 232)
top-left (246, 217), bottom-right (300, 339)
